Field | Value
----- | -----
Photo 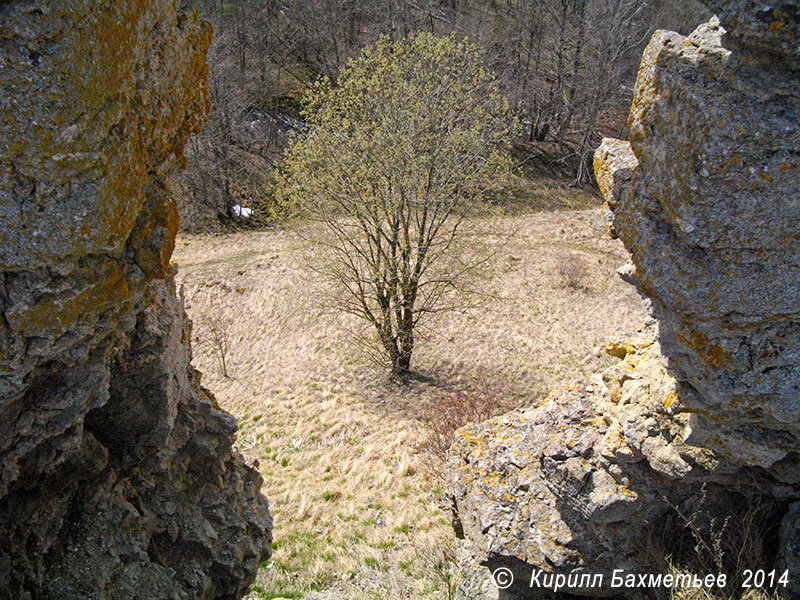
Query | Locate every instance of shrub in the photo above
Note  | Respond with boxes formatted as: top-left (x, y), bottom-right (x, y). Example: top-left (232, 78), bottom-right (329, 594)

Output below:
top-left (556, 250), bottom-right (589, 290)
top-left (418, 379), bottom-right (516, 479)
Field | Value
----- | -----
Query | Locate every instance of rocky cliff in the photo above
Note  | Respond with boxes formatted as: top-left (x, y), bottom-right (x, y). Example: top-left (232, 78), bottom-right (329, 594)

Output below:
top-left (448, 3), bottom-right (799, 598)
top-left (0, 2), bottom-right (271, 598)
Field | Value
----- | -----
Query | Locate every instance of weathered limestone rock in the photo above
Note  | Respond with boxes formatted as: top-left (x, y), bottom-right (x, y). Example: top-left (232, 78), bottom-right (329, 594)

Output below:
top-left (449, 5), bottom-right (799, 598)
top-left (0, 2), bottom-right (271, 598)
top-left (599, 13), bottom-right (800, 475)
top-left (702, 1), bottom-right (799, 68)
top-left (449, 328), bottom-right (792, 598)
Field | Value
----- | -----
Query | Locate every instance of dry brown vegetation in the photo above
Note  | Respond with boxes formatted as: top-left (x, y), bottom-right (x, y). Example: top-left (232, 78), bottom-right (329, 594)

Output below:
top-left (173, 206), bottom-right (645, 599)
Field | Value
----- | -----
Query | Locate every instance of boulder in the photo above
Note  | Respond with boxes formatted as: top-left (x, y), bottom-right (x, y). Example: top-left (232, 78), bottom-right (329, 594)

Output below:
top-left (0, 2), bottom-right (271, 598)
top-left (449, 6), bottom-right (800, 598)
top-left (602, 13), bottom-right (800, 476)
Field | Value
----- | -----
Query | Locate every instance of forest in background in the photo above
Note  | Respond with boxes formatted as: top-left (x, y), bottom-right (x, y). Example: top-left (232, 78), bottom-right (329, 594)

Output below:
top-left (174, 0), bottom-right (711, 231)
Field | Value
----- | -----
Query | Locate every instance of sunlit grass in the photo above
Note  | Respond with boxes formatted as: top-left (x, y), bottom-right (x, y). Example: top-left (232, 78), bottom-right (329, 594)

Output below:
top-left (173, 207), bottom-right (644, 599)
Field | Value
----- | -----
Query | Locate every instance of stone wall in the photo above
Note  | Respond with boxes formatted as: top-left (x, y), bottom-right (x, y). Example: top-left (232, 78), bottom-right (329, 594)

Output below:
top-left (448, 3), bottom-right (799, 598)
top-left (0, 2), bottom-right (271, 598)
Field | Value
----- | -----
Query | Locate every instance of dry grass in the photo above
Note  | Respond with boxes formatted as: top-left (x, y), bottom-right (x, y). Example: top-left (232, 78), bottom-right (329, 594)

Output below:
top-left (644, 490), bottom-right (790, 600)
top-left (173, 207), bottom-right (645, 599)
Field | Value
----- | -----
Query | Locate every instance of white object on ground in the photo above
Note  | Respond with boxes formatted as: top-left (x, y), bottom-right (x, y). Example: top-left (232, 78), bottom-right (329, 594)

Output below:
top-left (232, 204), bottom-right (252, 218)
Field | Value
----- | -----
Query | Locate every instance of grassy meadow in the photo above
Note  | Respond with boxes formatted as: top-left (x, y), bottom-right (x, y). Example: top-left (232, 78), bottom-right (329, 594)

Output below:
top-left (172, 202), bottom-right (646, 599)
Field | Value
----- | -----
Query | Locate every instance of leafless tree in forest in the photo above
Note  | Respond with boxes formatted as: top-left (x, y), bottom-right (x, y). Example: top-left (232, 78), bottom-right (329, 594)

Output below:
top-left (174, 0), bottom-right (711, 229)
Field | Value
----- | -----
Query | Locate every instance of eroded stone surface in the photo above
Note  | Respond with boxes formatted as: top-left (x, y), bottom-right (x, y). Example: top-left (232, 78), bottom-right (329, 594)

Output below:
top-left (703, 1), bottom-right (799, 68)
top-left (449, 329), bottom-right (791, 598)
top-left (449, 6), bottom-right (800, 598)
top-left (601, 14), bottom-right (800, 473)
top-left (0, 2), bottom-right (271, 598)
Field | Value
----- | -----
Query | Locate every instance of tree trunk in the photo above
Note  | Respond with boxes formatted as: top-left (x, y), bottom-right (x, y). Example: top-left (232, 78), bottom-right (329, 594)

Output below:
top-left (394, 350), bottom-right (412, 375)
top-left (392, 301), bottom-right (414, 374)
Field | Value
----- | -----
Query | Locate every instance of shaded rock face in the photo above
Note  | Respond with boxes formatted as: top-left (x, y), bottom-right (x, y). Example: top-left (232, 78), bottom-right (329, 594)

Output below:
top-left (0, 2), bottom-right (271, 599)
top-left (449, 329), bottom-right (793, 599)
top-left (598, 15), bottom-right (800, 474)
top-left (448, 5), bottom-right (799, 598)
top-left (702, 1), bottom-right (799, 68)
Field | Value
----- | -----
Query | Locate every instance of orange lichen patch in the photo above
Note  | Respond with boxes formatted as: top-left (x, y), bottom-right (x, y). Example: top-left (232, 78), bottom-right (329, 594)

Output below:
top-left (67, 3), bottom-right (147, 250)
top-left (595, 163), bottom-right (611, 200)
top-left (663, 388), bottom-right (677, 410)
top-left (768, 21), bottom-right (783, 31)
top-left (627, 32), bottom-right (671, 138)
top-left (605, 336), bottom-right (643, 359)
top-left (608, 380), bottom-right (622, 404)
top-left (676, 330), bottom-right (733, 368)
top-left (456, 427), bottom-right (489, 456)
top-left (780, 161), bottom-right (793, 174)
top-left (127, 185), bottom-right (181, 279)
top-left (98, 145), bottom-right (147, 246)
top-left (7, 260), bottom-right (129, 338)
top-left (69, 1), bottom-right (147, 118)
top-left (616, 483), bottom-right (637, 497)
top-left (593, 146), bottom-right (614, 202)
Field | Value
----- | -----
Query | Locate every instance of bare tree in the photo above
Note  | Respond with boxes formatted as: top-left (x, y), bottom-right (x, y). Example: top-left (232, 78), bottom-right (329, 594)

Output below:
top-left (202, 311), bottom-right (232, 377)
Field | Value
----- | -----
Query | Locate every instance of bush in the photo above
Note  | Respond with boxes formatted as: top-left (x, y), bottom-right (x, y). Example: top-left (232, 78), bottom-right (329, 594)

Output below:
top-left (418, 379), bottom-right (516, 479)
top-left (556, 250), bottom-right (589, 290)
